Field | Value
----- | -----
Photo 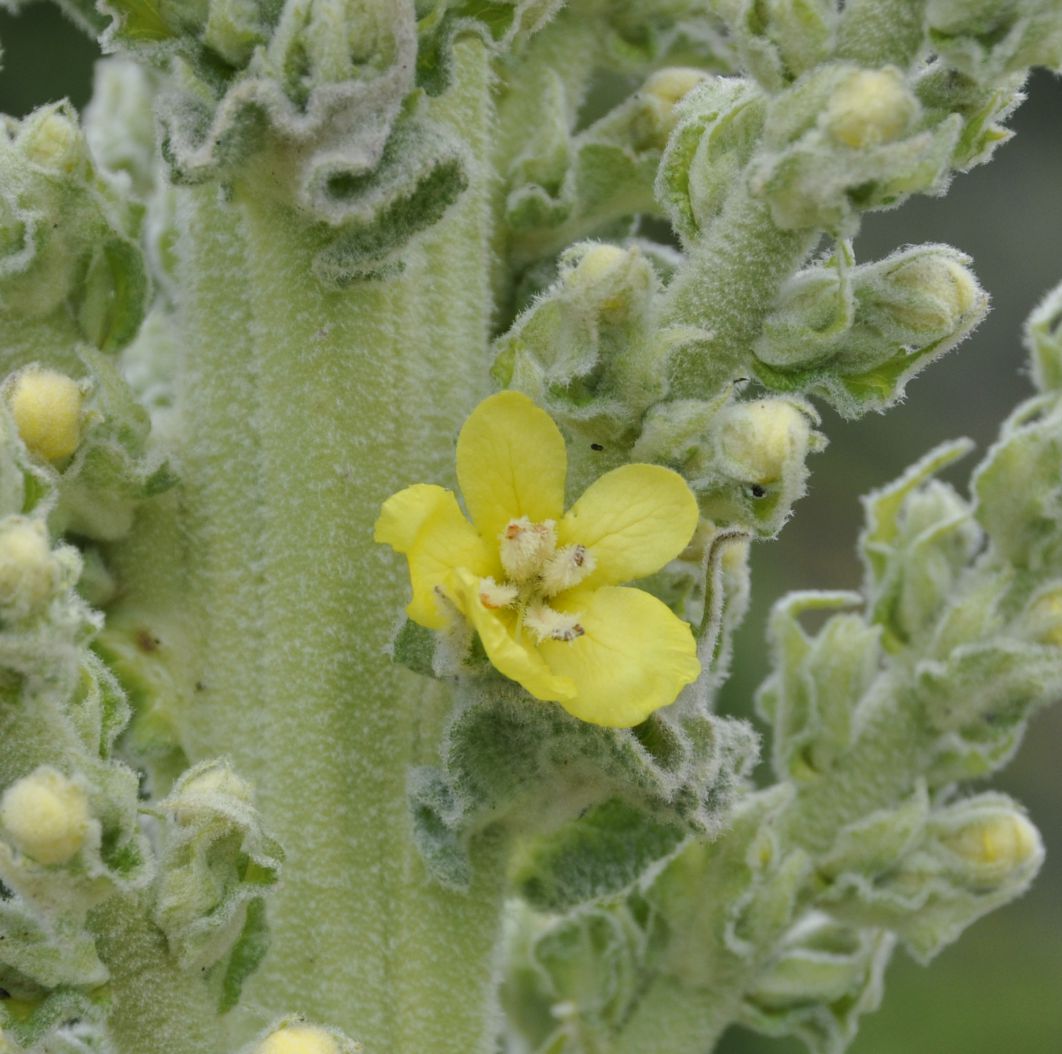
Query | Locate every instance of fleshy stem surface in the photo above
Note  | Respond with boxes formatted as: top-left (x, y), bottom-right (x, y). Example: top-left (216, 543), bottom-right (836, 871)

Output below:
top-left (105, 40), bottom-right (506, 1054)
top-left (661, 184), bottom-right (816, 398)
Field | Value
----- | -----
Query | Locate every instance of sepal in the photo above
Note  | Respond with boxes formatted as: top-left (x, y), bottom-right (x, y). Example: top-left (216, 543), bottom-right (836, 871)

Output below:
top-left (415, 0), bottom-right (564, 96)
top-left (973, 392), bottom-right (1062, 569)
top-left (0, 991), bottom-right (111, 1054)
top-left (45, 350), bottom-right (177, 542)
top-left (409, 677), bottom-right (757, 895)
top-left (926, 0), bottom-right (1062, 81)
top-left (655, 76), bottom-right (765, 247)
top-left (493, 242), bottom-right (668, 449)
top-left (715, 0), bottom-right (838, 91)
top-left (1027, 279), bottom-right (1062, 393)
top-left (503, 68), bottom-right (709, 258)
top-left (858, 439), bottom-right (980, 647)
top-left (152, 759), bottom-right (282, 997)
top-left (756, 593), bottom-right (880, 782)
top-left (737, 917), bottom-right (893, 1054)
top-left (500, 897), bottom-right (649, 1054)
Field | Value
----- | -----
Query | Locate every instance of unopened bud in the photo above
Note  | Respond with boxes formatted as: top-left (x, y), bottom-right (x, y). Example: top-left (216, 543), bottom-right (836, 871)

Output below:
top-left (171, 761), bottom-right (254, 826)
top-left (22, 109), bottom-right (82, 173)
top-left (641, 68), bottom-right (709, 147)
top-left (568, 244), bottom-right (629, 287)
top-left (0, 517), bottom-right (58, 620)
top-left (256, 1025), bottom-right (341, 1054)
top-left (825, 68), bottom-right (918, 149)
top-left (939, 803), bottom-right (1042, 885)
top-left (1027, 281), bottom-right (1062, 393)
top-left (881, 252), bottom-right (981, 335)
top-left (1, 767), bottom-right (89, 865)
top-left (717, 399), bottom-right (811, 484)
top-left (1026, 587), bottom-right (1062, 646)
top-left (8, 367), bottom-right (83, 462)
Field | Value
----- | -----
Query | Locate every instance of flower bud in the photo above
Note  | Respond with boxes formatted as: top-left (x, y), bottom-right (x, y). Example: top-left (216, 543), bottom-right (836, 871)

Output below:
top-left (825, 68), bottom-right (919, 149)
top-left (940, 808), bottom-right (1041, 884)
top-left (569, 244), bottom-right (629, 287)
top-left (256, 1025), bottom-right (341, 1054)
top-left (0, 517), bottom-right (59, 620)
top-left (21, 109), bottom-right (83, 174)
top-left (1025, 587), bottom-right (1062, 646)
top-left (1027, 281), bottom-right (1062, 393)
top-left (1, 767), bottom-right (90, 866)
top-left (716, 399), bottom-right (811, 485)
top-left (170, 760), bottom-right (254, 826)
top-left (7, 367), bottom-right (83, 462)
top-left (640, 68), bottom-right (709, 147)
top-left (878, 251), bottom-right (981, 336)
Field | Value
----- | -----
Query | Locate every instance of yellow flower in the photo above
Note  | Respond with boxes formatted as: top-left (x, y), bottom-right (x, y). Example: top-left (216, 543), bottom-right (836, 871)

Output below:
top-left (375, 391), bottom-right (701, 727)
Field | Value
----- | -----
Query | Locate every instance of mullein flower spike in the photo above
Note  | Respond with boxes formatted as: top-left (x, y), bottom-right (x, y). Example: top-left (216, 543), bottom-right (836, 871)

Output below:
top-left (376, 391), bottom-right (701, 727)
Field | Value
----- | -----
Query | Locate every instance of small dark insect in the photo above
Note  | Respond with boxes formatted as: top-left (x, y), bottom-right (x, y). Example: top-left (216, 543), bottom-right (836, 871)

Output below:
top-left (135, 628), bottom-right (162, 652)
top-left (590, 443), bottom-right (604, 451)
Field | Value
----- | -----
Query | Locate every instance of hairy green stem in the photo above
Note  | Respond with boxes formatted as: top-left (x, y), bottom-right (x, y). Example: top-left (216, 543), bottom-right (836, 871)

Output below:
top-left (90, 894), bottom-right (223, 1054)
top-left (105, 40), bottom-right (507, 1054)
top-left (662, 184), bottom-right (815, 398)
top-left (835, 0), bottom-right (928, 68)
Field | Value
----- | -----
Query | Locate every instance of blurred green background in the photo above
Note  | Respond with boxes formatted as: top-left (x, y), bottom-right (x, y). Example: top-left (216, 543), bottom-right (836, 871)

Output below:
top-left (1, 7), bottom-right (1059, 1053)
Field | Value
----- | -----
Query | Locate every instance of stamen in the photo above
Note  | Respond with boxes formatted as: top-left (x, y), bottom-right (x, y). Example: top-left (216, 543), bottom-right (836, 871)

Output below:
top-left (499, 516), bottom-right (557, 582)
top-left (541, 544), bottom-right (596, 596)
top-left (478, 576), bottom-right (519, 610)
top-left (523, 604), bottom-right (585, 643)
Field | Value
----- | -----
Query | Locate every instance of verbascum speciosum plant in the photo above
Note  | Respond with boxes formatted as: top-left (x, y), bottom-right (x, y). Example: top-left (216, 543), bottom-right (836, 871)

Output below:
top-left (0, 1), bottom-right (1060, 1053)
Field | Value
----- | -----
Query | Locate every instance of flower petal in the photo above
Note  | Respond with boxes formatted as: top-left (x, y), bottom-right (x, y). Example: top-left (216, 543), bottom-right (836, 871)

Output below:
top-left (450, 569), bottom-right (576, 702)
top-left (456, 391), bottom-right (567, 541)
top-left (557, 464), bottom-right (699, 586)
top-left (538, 586), bottom-right (700, 727)
top-left (374, 483), bottom-right (453, 553)
top-left (405, 493), bottom-right (496, 629)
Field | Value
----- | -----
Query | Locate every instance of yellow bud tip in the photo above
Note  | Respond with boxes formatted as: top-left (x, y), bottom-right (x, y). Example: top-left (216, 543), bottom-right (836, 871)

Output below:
top-left (23, 112), bottom-right (80, 171)
top-left (257, 1025), bottom-right (341, 1054)
top-left (1029, 590), bottom-right (1062, 646)
top-left (644, 67), bottom-right (707, 108)
top-left (719, 400), bottom-right (810, 484)
top-left (825, 68), bottom-right (917, 149)
top-left (1, 767), bottom-right (89, 866)
top-left (172, 764), bottom-right (254, 825)
top-left (0, 518), bottom-right (55, 615)
top-left (573, 244), bottom-right (629, 284)
top-left (8, 368), bottom-right (83, 462)
top-left (643, 68), bottom-right (708, 145)
top-left (949, 813), bottom-right (1041, 870)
